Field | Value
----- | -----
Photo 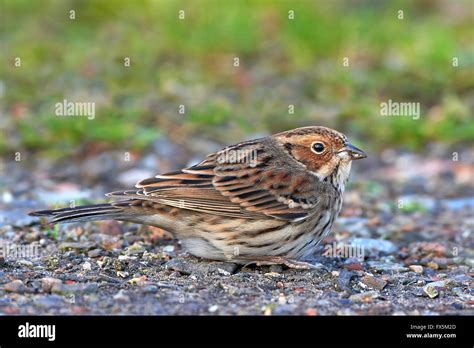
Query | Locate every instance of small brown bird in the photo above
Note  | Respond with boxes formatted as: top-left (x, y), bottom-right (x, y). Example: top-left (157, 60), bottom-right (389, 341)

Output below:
top-left (30, 126), bottom-right (366, 269)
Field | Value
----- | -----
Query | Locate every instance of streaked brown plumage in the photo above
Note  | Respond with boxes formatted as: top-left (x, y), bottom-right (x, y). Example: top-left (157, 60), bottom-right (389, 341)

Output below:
top-left (30, 126), bottom-right (366, 268)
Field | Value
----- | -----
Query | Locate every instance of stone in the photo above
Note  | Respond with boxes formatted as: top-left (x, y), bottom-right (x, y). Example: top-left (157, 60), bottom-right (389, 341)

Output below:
top-left (125, 243), bottom-right (145, 255)
top-left (41, 277), bottom-right (62, 293)
top-left (4, 279), bottom-right (25, 293)
top-left (349, 291), bottom-right (379, 303)
top-left (264, 272), bottom-right (281, 278)
top-left (427, 261), bottom-right (439, 270)
top-left (344, 262), bottom-right (364, 271)
top-left (360, 275), bottom-right (387, 290)
top-left (16, 260), bottom-right (33, 268)
top-left (165, 258), bottom-right (238, 276)
top-left (87, 249), bottom-right (102, 258)
top-left (423, 284), bottom-right (439, 299)
top-left (409, 265), bottom-right (423, 273)
top-left (59, 242), bottom-right (95, 252)
top-left (351, 238), bottom-right (397, 254)
top-left (423, 280), bottom-right (453, 299)
top-left (337, 269), bottom-right (356, 292)
top-left (367, 261), bottom-right (408, 273)
top-left (82, 261), bottom-right (92, 272)
top-left (208, 305), bottom-right (219, 313)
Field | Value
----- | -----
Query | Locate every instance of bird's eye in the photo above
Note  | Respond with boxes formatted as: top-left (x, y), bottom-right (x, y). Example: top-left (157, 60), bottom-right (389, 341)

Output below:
top-left (312, 142), bottom-right (325, 154)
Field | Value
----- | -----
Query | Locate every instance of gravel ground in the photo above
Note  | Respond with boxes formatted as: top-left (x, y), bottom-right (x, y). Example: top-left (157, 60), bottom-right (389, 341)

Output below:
top-left (0, 145), bottom-right (473, 315)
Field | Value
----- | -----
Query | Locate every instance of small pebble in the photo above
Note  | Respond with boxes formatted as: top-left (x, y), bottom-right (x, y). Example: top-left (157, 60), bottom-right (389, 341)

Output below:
top-left (427, 261), bottom-right (439, 270)
top-left (41, 277), bottom-right (62, 293)
top-left (351, 238), bottom-right (397, 254)
top-left (262, 305), bottom-right (273, 316)
top-left (208, 305), bottom-right (219, 313)
top-left (125, 243), bottom-right (145, 255)
top-left (59, 242), bottom-right (94, 251)
top-left (87, 249), bottom-right (102, 258)
top-left (337, 269), bottom-right (355, 291)
top-left (411, 242), bottom-right (447, 257)
top-left (82, 261), bottom-right (92, 272)
top-left (367, 261), bottom-right (408, 273)
top-left (349, 291), bottom-right (379, 303)
top-left (423, 280), bottom-right (452, 299)
top-left (217, 268), bottom-right (230, 276)
top-left (360, 275), bottom-right (387, 290)
top-left (4, 280), bottom-right (25, 293)
top-left (16, 260), bottom-right (33, 268)
top-left (264, 272), bottom-right (281, 278)
top-left (409, 265), bottom-right (423, 273)
top-left (117, 271), bottom-right (129, 278)
top-left (163, 245), bottom-right (175, 253)
top-left (118, 255), bottom-right (133, 261)
top-left (423, 284), bottom-right (439, 299)
top-left (344, 262), bottom-right (364, 271)
top-left (2, 191), bottom-right (13, 203)
top-left (269, 265), bottom-right (283, 273)
top-left (128, 275), bottom-right (147, 286)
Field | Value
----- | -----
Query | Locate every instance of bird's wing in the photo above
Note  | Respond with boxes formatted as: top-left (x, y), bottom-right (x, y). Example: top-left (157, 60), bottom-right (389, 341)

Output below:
top-left (108, 143), bottom-right (335, 221)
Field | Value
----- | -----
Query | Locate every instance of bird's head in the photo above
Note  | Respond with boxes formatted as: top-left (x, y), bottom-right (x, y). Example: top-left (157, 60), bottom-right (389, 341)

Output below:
top-left (275, 126), bottom-right (366, 183)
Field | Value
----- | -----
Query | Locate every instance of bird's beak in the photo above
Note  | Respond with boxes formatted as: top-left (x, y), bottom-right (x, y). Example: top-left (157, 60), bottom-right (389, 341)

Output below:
top-left (339, 143), bottom-right (367, 160)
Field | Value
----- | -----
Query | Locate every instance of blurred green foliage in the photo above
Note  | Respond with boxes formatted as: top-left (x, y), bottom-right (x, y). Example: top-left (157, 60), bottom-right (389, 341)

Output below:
top-left (1, 0), bottom-right (473, 157)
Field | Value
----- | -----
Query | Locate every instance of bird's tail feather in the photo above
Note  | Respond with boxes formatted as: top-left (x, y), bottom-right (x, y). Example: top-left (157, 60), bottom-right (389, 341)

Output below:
top-left (29, 203), bottom-right (124, 224)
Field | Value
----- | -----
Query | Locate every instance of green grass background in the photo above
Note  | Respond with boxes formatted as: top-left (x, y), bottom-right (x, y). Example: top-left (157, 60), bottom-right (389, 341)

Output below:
top-left (1, 0), bottom-right (473, 157)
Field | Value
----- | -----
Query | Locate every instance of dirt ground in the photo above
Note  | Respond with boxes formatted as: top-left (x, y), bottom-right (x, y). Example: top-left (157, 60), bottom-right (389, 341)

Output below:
top-left (0, 145), bottom-right (472, 315)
